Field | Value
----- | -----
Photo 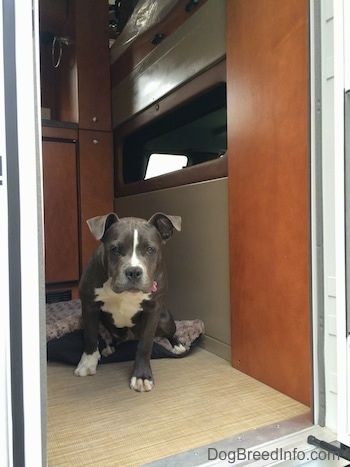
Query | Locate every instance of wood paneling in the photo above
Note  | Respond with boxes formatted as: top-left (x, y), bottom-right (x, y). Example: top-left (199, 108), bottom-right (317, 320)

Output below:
top-left (39, 0), bottom-right (70, 33)
top-left (227, 0), bottom-right (311, 405)
top-left (42, 125), bottom-right (78, 140)
top-left (75, 0), bottom-right (111, 131)
top-left (79, 130), bottom-right (114, 268)
top-left (42, 140), bottom-right (80, 283)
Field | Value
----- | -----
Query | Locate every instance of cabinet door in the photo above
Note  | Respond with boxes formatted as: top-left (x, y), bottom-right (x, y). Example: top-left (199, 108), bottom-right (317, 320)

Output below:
top-left (42, 139), bottom-right (80, 283)
top-left (79, 130), bottom-right (114, 268)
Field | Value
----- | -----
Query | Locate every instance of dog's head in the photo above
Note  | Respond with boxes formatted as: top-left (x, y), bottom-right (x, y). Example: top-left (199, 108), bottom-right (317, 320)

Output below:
top-left (87, 213), bottom-right (181, 294)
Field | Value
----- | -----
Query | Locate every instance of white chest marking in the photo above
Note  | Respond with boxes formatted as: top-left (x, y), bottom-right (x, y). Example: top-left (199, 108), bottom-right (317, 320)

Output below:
top-left (94, 279), bottom-right (150, 328)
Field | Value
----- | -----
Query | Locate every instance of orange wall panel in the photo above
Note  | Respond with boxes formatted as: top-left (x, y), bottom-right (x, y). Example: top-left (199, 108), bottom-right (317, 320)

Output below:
top-left (227, 0), bottom-right (311, 406)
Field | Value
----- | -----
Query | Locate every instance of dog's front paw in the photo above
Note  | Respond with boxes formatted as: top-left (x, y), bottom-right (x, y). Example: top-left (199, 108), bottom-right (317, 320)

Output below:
top-left (130, 376), bottom-right (154, 392)
top-left (74, 350), bottom-right (100, 376)
top-left (169, 337), bottom-right (187, 355)
top-left (173, 343), bottom-right (186, 354)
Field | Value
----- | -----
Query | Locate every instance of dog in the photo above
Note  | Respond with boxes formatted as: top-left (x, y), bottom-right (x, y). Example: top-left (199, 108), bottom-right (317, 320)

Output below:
top-left (74, 212), bottom-right (185, 392)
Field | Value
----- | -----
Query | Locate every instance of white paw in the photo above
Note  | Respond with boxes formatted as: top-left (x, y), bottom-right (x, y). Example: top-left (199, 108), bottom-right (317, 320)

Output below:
top-left (74, 350), bottom-right (100, 376)
top-left (101, 345), bottom-right (115, 357)
top-left (130, 376), bottom-right (154, 392)
top-left (173, 343), bottom-right (186, 355)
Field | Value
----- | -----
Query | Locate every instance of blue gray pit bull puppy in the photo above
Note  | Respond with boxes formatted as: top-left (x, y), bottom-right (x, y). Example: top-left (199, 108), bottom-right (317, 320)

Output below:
top-left (75, 212), bottom-right (186, 392)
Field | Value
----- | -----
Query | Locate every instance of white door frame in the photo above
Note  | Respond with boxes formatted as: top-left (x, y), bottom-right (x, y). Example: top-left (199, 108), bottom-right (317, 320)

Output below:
top-left (0, 2), bottom-right (13, 464)
top-left (341, 0), bottom-right (350, 446)
top-left (0, 0), bottom-right (46, 465)
top-left (317, 0), bottom-right (350, 444)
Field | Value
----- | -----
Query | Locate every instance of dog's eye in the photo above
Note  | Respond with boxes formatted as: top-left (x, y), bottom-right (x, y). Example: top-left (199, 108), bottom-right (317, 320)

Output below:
top-left (146, 246), bottom-right (155, 255)
top-left (110, 245), bottom-right (121, 255)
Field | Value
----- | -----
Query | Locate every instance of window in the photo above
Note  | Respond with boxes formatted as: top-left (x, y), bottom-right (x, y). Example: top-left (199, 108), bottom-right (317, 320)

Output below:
top-left (121, 83), bottom-right (227, 184)
top-left (144, 154), bottom-right (188, 179)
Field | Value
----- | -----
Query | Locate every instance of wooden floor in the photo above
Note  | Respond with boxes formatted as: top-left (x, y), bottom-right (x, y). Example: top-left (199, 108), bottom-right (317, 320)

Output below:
top-left (47, 348), bottom-right (310, 466)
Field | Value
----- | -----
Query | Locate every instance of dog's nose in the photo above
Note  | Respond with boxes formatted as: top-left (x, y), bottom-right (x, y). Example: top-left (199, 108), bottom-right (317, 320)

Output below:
top-left (125, 266), bottom-right (143, 282)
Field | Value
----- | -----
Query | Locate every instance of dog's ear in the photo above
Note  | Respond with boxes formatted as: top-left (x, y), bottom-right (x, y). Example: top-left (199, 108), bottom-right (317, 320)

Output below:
top-left (86, 213), bottom-right (119, 241)
top-left (148, 213), bottom-right (181, 243)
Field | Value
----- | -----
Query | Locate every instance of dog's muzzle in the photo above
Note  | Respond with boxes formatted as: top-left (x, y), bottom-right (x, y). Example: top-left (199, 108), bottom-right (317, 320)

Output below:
top-left (125, 266), bottom-right (143, 284)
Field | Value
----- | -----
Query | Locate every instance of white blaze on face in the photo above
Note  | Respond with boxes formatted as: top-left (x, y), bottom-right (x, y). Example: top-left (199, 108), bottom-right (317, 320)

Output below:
top-left (130, 228), bottom-right (143, 269)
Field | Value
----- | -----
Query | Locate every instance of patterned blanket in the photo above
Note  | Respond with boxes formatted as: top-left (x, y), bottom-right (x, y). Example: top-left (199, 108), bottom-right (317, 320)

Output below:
top-left (46, 299), bottom-right (205, 361)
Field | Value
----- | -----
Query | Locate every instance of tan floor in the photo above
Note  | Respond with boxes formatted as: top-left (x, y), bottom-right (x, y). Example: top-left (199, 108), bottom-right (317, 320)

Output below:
top-left (47, 348), bottom-right (310, 466)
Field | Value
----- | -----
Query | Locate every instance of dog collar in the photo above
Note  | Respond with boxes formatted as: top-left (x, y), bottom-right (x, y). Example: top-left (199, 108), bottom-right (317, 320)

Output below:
top-left (152, 281), bottom-right (158, 292)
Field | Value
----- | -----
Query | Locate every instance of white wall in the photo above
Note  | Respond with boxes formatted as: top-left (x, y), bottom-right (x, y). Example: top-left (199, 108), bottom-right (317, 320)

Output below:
top-left (115, 178), bottom-right (231, 361)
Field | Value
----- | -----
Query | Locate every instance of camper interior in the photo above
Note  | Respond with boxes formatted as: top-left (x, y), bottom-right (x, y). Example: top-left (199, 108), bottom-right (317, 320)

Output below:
top-left (38, 0), bottom-right (342, 465)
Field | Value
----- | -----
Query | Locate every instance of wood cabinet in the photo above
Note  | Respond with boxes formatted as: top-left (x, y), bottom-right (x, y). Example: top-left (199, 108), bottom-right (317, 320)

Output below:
top-left (42, 137), bottom-right (80, 283)
top-left (42, 126), bottom-right (114, 287)
top-left (40, 0), bottom-right (113, 293)
top-left (39, 0), bottom-right (77, 122)
top-left (75, 0), bottom-right (111, 131)
top-left (40, 0), bottom-right (111, 128)
top-left (79, 130), bottom-right (114, 268)
top-left (227, 0), bottom-right (311, 406)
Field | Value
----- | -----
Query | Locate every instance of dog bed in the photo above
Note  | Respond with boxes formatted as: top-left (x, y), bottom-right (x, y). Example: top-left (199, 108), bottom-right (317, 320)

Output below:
top-left (46, 299), bottom-right (205, 365)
